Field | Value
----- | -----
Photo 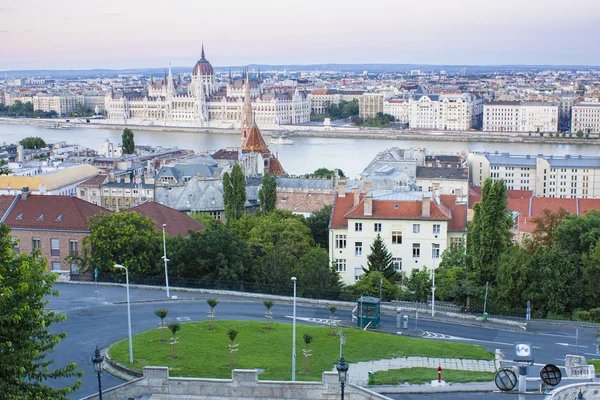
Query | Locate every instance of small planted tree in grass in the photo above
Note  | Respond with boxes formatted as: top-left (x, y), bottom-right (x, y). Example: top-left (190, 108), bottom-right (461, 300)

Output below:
top-left (206, 298), bottom-right (219, 330)
top-left (154, 308), bottom-right (168, 342)
top-left (329, 306), bottom-right (337, 336)
top-left (302, 333), bottom-right (313, 373)
top-left (264, 300), bottom-right (274, 330)
top-left (167, 322), bottom-right (181, 359)
top-left (228, 329), bottom-right (239, 368)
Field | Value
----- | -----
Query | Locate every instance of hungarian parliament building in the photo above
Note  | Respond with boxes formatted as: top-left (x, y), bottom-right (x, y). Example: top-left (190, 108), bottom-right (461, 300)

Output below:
top-left (104, 47), bottom-right (311, 129)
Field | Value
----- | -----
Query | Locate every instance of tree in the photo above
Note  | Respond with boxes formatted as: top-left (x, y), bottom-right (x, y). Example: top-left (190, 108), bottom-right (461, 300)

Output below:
top-left (349, 270), bottom-right (397, 301)
top-left (20, 136), bottom-right (46, 149)
top-left (154, 308), bottom-right (169, 342)
top-left (0, 224), bottom-right (82, 398)
top-left (576, 129), bottom-right (584, 138)
top-left (582, 242), bottom-right (600, 309)
top-left (293, 247), bottom-right (342, 299)
top-left (467, 178), bottom-right (513, 285)
top-left (223, 163), bottom-right (246, 221)
top-left (530, 208), bottom-right (569, 249)
top-left (311, 168), bottom-right (345, 178)
top-left (435, 243), bottom-right (479, 306)
top-left (405, 267), bottom-right (432, 302)
top-left (258, 172), bottom-right (277, 214)
top-left (122, 128), bottom-right (135, 154)
top-left (79, 212), bottom-right (162, 275)
top-left (306, 204), bottom-right (332, 249)
top-left (362, 234), bottom-right (396, 281)
top-left (0, 159), bottom-right (11, 176)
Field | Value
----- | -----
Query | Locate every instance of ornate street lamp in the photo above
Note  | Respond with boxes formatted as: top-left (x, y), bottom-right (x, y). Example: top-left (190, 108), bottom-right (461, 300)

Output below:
top-left (91, 346), bottom-right (105, 400)
top-left (336, 354), bottom-right (349, 400)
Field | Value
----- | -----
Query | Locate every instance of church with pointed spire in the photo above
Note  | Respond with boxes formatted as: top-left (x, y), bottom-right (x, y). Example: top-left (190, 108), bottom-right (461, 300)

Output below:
top-left (104, 44), bottom-right (311, 129)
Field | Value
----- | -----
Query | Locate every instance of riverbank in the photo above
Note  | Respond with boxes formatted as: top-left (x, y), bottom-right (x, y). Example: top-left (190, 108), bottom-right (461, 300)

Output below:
top-left (1, 117), bottom-right (598, 146)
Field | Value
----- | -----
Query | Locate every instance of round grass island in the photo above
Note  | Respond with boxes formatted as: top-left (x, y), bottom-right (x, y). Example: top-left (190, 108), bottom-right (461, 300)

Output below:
top-left (109, 320), bottom-right (494, 382)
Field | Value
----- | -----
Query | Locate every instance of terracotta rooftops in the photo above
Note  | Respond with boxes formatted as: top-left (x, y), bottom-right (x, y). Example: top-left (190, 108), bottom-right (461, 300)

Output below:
top-left (242, 125), bottom-right (270, 154)
top-left (126, 202), bottom-right (205, 237)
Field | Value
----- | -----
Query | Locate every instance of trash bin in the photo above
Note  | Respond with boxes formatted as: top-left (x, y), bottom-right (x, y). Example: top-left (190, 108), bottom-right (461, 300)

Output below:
top-left (368, 371), bottom-right (375, 384)
top-left (483, 312), bottom-right (488, 322)
top-left (402, 315), bottom-right (408, 329)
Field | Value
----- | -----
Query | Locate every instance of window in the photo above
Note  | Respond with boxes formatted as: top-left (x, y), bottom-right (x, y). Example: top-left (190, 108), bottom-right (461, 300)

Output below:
top-left (335, 235), bottom-right (347, 249)
top-left (392, 231), bottom-right (403, 244)
top-left (52, 262), bottom-right (61, 271)
top-left (413, 243), bottom-right (421, 258)
top-left (69, 240), bottom-right (79, 256)
top-left (71, 263), bottom-right (80, 273)
top-left (355, 242), bottom-right (363, 256)
top-left (354, 268), bottom-right (362, 282)
top-left (433, 224), bottom-right (441, 235)
top-left (51, 239), bottom-right (60, 257)
top-left (374, 223), bottom-right (382, 232)
top-left (392, 257), bottom-right (402, 271)
top-left (355, 222), bottom-right (363, 232)
top-left (413, 224), bottom-right (420, 233)
top-left (335, 259), bottom-right (347, 272)
top-left (451, 237), bottom-right (463, 247)
top-left (432, 243), bottom-right (440, 258)
top-left (32, 238), bottom-right (41, 250)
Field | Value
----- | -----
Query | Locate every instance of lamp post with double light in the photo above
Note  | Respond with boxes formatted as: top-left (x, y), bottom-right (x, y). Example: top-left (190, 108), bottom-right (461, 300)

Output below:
top-left (336, 354), bottom-right (349, 400)
top-left (114, 264), bottom-right (133, 363)
top-left (162, 223), bottom-right (170, 298)
top-left (91, 346), bottom-right (105, 400)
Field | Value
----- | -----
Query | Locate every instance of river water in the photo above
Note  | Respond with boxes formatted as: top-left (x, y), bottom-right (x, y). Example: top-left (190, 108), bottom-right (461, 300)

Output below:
top-left (1, 124), bottom-right (599, 177)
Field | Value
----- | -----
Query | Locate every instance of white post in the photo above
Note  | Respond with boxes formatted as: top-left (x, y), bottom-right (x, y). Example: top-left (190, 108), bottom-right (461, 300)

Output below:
top-left (291, 277), bottom-right (297, 381)
top-left (162, 224), bottom-right (170, 298)
top-left (115, 264), bottom-right (133, 364)
top-left (431, 262), bottom-right (436, 317)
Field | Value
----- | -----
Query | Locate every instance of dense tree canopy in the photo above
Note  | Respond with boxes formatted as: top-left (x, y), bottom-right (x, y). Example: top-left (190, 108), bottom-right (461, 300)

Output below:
top-left (20, 136), bottom-right (47, 149)
top-left (258, 173), bottom-right (276, 214)
top-left (0, 224), bottom-right (82, 399)
top-left (121, 128), bottom-right (135, 154)
top-left (0, 101), bottom-right (57, 118)
top-left (306, 204), bottom-right (332, 249)
top-left (223, 163), bottom-right (247, 221)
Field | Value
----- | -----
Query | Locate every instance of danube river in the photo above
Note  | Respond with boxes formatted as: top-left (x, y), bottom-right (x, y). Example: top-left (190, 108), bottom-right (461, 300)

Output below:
top-left (2, 123), bottom-right (599, 177)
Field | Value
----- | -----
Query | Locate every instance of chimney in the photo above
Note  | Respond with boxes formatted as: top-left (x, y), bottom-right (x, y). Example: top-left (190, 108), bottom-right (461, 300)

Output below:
top-left (364, 193), bottom-right (373, 216)
top-left (353, 187), bottom-right (360, 207)
top-left (21, 186), bottom-right (29, 200)
top-left (422, 195), bottom-right (431, 217)
top-left (337, 180), bottom-right (346, 198)
top-left (363, 181), bottom-right (372, 193)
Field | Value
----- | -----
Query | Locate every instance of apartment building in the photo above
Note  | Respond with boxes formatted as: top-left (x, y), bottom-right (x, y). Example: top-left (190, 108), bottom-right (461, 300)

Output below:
top-left (408, 93), bottom-right (482, 131)
top-left (483, 101), bottom-right (559, 133)
top-left (32, 95), bottom-right (85, 115)
top-left (329, 184), bottom-right (466, 285)
top-left (571, 102), bottom-right (600, 134)
top-left (383, 99), bottom-right (409, 123)
top-left (468, 152), bottom-right (600, 198)
top-left (359, 93), bottom-right (384, 119)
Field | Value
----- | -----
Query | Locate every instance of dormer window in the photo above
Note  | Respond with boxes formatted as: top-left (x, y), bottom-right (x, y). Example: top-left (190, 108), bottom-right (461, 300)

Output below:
top-left (15, 213), bottom-right (23, 220)
top-left (55, 215), bottom-right (62, 222)
top-left (38, 214), bottom-right (44, 221)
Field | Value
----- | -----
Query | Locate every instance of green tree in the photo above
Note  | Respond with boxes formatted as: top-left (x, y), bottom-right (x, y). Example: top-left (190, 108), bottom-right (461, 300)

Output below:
top-left (362, 234), bottom-right (396, 281)
top-left (122, 128), bottom-right (135, 154)
top-left (154, 308), bottom-right (169, 342)
top-left (258, 172), bottom-right (277, 214)
top-left (0, 159), bottom-right (11, 176)
top-left (311, 168), bottom-right (345, 178)
top-left (576, 129), bottom-right (584, 138)
top-left (0, 224), bottom-right (83, 399)
top-left (349, 270), bottom-right (397, 301)
top-left (435, 243), bottom-right (479, 306)
top-left (306, 204), bottom-right (332, 249)
top-left (467, 178), bottom-right (513, 285)
top-left (79, 212), bottom-right (162, 275)
top-left (554, 210), bottom-right (600, 256)
top-left (529, 208), bottom-right (569, 249)
top-left (582, 242), bottom-right (600, 309)
top-left (293, 247), bottom-right (342, 299)
top-left (492, 245), bottom-right (532, 311)
top-left (223, 163), bottom-right (246, 221)
top-left (405, 267), bottom-right (432, 302)
top-left (20, 136), bottom-right (47, 149)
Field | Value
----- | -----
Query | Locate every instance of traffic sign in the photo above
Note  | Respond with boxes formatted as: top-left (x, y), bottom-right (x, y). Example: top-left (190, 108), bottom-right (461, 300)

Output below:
top-left (495, 368), bottom-right (517, 391)
top-left (540, 364), bottom-right (562, 386)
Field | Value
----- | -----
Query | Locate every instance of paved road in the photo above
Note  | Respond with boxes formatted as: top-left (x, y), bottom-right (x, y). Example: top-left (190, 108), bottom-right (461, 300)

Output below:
top-left (44, 283), bottom-right (599, 399)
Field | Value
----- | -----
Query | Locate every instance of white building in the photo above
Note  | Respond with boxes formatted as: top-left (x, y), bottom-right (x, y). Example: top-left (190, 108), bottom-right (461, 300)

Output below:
top-left (468, 151), bottom-right (600, 198)
top-left (483, 101), bottom-right (558, 133)
top-left (383, 99), bottom-right (409, 123)
top-left (32, 95), bottom-right (84, 115)
top-left (329, 183), bottom-right (467, 285)
top-left (359, 93), bottom-right (384, 119)
top-left (307, 89), bottom-right (363, 115)
top-left (407, 91), bottom-right (483, 131)
top-left (105, 46), bottom-right (311, 129)
top-left (571, 102), bottom-right (600, 134)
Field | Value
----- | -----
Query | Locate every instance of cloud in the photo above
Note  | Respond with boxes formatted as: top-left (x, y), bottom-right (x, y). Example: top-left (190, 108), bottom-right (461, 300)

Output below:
top-left (105, 13), bottom-right (120, 16)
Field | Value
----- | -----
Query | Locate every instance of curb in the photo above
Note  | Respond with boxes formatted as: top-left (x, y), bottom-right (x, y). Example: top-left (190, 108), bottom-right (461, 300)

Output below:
top-left (102, 346), bottom-right (142, 381)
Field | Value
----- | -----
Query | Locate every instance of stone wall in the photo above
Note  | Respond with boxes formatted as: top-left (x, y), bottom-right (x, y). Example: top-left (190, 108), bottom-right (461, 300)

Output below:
top-left (80, 367), bottom-right (392, 400)
top-left (545, 382), bottom-right (600, 400)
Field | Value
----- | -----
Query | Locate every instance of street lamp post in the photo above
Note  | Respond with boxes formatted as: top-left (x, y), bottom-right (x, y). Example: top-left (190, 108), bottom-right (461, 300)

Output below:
top-left (336, 354), bottom-right (349, 400)
top-left (114, 264), bottom-right (133, 363)
top-left (91, 346), bottom-right (105, 400)
top-left (431, 262), bottom-right (436, 317)
top-left (162, 224), bottom-right (170, 298)
top-left (291, 276), bottom-right (297, 381)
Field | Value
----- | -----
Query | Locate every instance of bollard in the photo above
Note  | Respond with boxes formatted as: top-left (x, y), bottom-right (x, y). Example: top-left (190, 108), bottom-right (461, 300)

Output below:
top-left (437, 365), bottom-right (442, 382)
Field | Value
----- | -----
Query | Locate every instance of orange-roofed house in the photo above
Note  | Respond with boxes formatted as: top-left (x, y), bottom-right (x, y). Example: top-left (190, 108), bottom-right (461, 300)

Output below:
top-left (329, 181), bottom-right (467, 284)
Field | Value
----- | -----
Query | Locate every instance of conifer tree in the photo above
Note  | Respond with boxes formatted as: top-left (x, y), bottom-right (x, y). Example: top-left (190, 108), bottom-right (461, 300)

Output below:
top-left (122, 128), bottom-right (135, 154)
top-left (223, 163), bottom-right (247, 221)
top-left (363, 234), bottom-right (396, 280)
top-left (258, 172), bottom-right (277, 214)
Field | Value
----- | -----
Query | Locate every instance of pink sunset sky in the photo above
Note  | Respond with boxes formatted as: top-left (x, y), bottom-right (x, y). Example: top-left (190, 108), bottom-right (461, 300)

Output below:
top-left (1, 0), bottom-right (599, 70)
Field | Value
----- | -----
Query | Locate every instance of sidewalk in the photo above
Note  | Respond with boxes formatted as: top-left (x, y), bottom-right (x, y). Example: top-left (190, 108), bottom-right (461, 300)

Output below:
top-left (372, 382), bottom-right (497, 394)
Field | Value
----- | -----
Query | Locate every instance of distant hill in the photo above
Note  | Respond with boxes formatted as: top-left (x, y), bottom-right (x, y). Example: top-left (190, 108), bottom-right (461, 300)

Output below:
top-left (1, 63), bottom-right (599, 79)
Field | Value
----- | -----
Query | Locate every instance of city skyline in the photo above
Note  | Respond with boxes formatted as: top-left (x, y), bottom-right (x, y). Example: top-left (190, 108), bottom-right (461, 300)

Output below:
top-left (1, 0), bottom-right (600, 70)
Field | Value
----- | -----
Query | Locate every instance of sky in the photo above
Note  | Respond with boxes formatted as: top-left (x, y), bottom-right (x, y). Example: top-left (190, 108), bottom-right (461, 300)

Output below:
top-left (1, 0), bottom-right (600, 70)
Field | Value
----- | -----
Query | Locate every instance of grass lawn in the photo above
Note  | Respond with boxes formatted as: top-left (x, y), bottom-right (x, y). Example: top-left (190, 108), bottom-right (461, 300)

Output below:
top-left (588, 360), bottom-right (600, 370)
top-left (110, 321), bottom-right (493, 381)
top-left (310, 114), bottom-right (328, 122)
top-left (372, 367), bottom-right (496, 385)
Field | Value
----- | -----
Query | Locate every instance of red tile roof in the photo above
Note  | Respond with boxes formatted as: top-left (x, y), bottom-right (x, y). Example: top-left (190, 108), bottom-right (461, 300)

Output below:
top-left (268, 157), bottom-right (286, 176)
top-left (4, 194), bottom-right (110, 231)
top-left (126, 202), bottom-right (204, 237)
top-left (578, 199), bottom-right (600, 215)
top-left (440, 195), bottom-right (467, 231)
top-left (78, 174), bottom-right (108, 187)
top-left (242, 125), bottom-right (270, 153)
top-left (0, 195), bottom-right (17, 221)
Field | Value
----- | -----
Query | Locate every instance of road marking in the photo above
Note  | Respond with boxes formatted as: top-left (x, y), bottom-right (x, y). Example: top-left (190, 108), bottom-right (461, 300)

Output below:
top-left (176, 316), bottom-right (191, 321)
top-left (49, 302), bottom-right (114, 313)
top-left (556, 343), bottom-right (587, 348)
top-left (423, 331), bottom-right (541, 349)
top-left (285, 316), bottom-right (339, 326)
